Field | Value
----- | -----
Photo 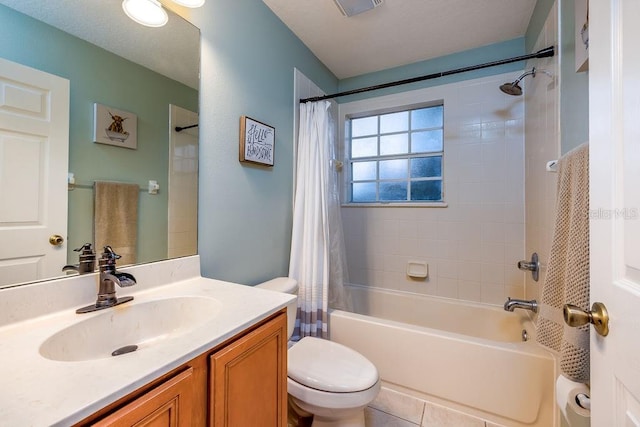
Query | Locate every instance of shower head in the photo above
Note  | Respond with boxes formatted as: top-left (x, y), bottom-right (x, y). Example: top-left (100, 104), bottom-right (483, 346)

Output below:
top-left (500, 67), bottom-right (537, 96)
top-left (499, 82), bottom-right (523, 96)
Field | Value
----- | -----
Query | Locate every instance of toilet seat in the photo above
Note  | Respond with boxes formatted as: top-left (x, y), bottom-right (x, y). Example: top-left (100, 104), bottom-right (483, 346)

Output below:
top-left (288, 337), bottom-right (379, 393)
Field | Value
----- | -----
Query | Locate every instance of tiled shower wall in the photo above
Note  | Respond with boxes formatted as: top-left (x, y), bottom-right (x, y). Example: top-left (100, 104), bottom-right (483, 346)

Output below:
top-left (168, 105), bottom-right (199, 259)
top-left (339, 73), bottom-right (527, 305)
top-left (524, 2), bottom-right (560, 301)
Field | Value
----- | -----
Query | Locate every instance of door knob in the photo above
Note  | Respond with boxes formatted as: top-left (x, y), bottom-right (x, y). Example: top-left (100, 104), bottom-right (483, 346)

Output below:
top-left (563, 302), bottom-right (609, 337)
top-left (49, 234), bottom-right (64, 246)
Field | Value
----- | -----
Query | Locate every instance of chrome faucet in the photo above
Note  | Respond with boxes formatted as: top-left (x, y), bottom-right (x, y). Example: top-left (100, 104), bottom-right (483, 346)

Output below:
top-left (76, 246), bottom-right (136, 314)
top-left (503, 297), bottom-right (538, 313)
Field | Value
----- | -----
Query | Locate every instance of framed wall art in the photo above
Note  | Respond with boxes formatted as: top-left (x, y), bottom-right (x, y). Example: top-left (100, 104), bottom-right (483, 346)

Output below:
top-left (93, 103), bottom-right (138, 149)
top-left (239, 115), bottom-right (275, 166)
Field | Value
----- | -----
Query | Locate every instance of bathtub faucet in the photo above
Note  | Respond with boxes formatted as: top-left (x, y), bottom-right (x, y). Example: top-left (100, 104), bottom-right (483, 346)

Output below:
top-left (504, 297), bottom-right (538, 313)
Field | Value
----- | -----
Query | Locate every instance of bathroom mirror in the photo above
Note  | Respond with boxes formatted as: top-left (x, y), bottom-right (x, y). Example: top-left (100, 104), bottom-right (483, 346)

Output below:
top-left (0, 0), bottom-right (200, 288)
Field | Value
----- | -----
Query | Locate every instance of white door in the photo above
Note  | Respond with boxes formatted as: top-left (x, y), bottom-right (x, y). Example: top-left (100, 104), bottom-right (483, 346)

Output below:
top-left (589, 0), bottom-right (640, 424)
top-left (0, 58), bottom-right (69, 286)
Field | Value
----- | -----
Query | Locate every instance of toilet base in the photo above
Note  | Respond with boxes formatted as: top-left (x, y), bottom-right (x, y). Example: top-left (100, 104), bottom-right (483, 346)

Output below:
top-left (310, 411), bottom-right (365, 427)
top-left (289, 396), bottom-right (367, 427)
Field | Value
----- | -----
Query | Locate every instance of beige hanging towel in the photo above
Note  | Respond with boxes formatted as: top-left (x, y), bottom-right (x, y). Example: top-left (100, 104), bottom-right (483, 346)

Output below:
top-left (94, 181), bottom-right (139, 266)
top-left (536, 142), bottom-right (590, 383)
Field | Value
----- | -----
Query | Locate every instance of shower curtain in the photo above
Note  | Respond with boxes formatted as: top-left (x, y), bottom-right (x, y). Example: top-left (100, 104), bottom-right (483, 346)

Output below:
top-left (290, 100), bottom-right (350, 340)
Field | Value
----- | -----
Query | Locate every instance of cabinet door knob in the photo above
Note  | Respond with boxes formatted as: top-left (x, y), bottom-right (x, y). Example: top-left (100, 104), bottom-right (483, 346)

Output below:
top-left (563, 302), bottom-right (609, 337)
top-left (49, 234), bottom-right (64, 246)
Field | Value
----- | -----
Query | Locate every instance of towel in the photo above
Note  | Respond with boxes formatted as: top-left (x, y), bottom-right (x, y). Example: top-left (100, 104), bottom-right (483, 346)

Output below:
top-left (536, 143), bottom-right (590, 383)
top-left (94, 181), bottom-right (139, 266)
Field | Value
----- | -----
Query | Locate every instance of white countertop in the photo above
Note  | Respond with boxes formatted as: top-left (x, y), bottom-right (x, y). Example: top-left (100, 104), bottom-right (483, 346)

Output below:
top-left (0, 256), bottom-right (294, 426)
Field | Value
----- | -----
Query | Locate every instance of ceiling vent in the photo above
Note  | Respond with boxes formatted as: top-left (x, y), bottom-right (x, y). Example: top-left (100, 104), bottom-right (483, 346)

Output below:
top-left (333, 0), bottom-right (383, 17)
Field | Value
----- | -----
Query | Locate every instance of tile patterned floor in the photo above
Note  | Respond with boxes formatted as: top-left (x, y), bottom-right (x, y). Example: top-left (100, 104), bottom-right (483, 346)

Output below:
top-left (288, 386), bottom-right (508, 427)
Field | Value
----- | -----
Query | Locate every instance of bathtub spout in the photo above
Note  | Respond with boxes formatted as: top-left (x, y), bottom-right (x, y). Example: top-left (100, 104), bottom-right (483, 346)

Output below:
top-left (504, 297), bottom-right (538, 313)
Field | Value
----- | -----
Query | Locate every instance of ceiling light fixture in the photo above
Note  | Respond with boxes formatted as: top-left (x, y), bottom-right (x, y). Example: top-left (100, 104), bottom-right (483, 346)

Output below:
top-left (171, 0), bottom-right (206, 7)
top-left (122, 0), bottom-right (169, 28)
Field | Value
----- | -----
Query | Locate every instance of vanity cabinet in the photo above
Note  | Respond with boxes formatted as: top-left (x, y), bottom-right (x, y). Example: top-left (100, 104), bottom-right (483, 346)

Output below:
top-left (74, 311), bottom-right (287, 427)
top-left (92, 368), bottom-right (195, 427)
top-left (209, 312), bottom-right (287, 426)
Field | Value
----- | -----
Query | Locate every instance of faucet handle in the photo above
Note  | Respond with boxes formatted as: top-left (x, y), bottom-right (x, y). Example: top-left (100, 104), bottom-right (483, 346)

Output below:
top-left (101, 246), bottom-right (122, 261)
top-left (74, 243), bottom-right (94, 254)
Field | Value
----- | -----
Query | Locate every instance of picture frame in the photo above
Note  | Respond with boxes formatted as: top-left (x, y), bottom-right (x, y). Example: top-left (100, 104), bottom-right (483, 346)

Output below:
top-left (239, 115), bottom-right (275, 166)
top-left (93, 103), bottom-right (138, 149)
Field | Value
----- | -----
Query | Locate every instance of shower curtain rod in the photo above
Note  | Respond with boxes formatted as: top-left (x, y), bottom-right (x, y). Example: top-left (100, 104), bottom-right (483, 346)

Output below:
top-left (299, 46), bottom-right (555, 103)
top-left (175, 124), bottom-right (198, 132)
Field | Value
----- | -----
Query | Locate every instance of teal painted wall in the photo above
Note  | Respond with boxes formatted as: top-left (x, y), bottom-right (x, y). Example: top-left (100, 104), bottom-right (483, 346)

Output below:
top-left (337, 38), bottom-right (526, 103)
top-left (190, 0), bottom-right (338, 285)
top-left (559, 0), bottom-right (589, 153)
top-left (0, 4), bottom-right (198, 265)
top-left (526, 0), bottom-right (589, 154)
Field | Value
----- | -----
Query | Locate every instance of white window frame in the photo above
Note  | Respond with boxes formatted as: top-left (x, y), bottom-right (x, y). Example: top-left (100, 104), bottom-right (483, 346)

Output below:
top-left (339, 92), bottom-right (448, 208)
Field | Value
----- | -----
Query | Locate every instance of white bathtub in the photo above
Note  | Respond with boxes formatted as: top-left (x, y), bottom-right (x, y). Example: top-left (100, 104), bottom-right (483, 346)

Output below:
top-left (329, 284), bottom-right (556, 427)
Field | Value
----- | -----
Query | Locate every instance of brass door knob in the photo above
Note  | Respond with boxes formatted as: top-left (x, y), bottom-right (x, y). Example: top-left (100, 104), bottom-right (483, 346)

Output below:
top-left (563, 302), bottom-right (609, 337)
top-left (49, 234), bottom-right (64, 246)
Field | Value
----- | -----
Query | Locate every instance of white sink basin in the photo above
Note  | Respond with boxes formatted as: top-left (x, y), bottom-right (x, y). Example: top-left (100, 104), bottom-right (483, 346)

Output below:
top-left (39, 296), bottom-right (221, 362)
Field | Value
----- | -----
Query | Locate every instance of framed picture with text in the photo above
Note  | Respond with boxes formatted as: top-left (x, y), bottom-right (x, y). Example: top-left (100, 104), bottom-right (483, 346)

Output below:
top-left (239, 115), bottom-right (275, 167)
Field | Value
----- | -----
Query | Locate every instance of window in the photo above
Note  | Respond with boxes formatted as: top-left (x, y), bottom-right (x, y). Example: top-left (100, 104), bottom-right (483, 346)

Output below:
top-left (347, 104), bottom-right (444, 203)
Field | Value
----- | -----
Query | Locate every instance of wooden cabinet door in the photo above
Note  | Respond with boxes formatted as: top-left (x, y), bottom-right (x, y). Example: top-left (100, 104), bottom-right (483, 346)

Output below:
top-left (92, 367), bottom-right (194, 427)
top-left (209, 313), bottom-right (287, 427)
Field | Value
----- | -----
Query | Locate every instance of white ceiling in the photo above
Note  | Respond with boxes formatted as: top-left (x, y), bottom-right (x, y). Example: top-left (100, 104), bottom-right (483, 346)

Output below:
top-left (262, 0), bottom-right (537, 79)
top-left (0, 0), bottom-right (200, 89)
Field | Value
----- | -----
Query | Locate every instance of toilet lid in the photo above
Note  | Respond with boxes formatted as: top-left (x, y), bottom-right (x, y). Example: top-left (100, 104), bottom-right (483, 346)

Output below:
top-left (288, 337), bottom-right (379, 393)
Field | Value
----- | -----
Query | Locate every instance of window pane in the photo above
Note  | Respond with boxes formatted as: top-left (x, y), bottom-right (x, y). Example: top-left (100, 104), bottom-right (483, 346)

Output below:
top-left (411, 106), bottom-right (443, 130)
top-left (380, 134), bottom-right (408, 156)
top-left (351, 137), bottom-right (378, 158)
top-left (352, 161), bottom-right (377, 181)
top-left (411, 156), bottom-right (442, 178)
top-left (411, 180), bottom-right (442, 201)
top-left (352, 182), bottom-right (376, 202)
top-left (380, 111), bottom-right (408, 134)
top-left (351, 116), bottom-right (378, 137)
top-left (412, 130), bottom-right (443, 153)
top-left (379, 159), bottom-right (407, 179)
top-left (380, 182), bottom-right (407, 201)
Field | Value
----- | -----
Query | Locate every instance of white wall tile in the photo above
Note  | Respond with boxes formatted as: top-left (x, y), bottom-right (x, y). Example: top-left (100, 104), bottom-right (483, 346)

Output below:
top-left (481, 263), bottom-right (505, 285)
top-left (480, 243), bottom-right (505, 264)
top-left (458, 280), bottom-right (482, 301)
top-left (458, 240), bottom-right (482, 262)
top-left (481, 283), bottom-right (506, 305)
top-left (524, 2), bottom-right (560, 301)
top-left (436, 277), bottom-right (459, 298)
top-left (340, 72), bottom-right (525, 305)
top-left (437, 260), bottom-right (459, 279)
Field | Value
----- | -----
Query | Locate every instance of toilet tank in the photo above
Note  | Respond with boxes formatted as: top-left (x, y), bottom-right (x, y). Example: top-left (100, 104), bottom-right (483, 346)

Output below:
top-left (255, 277), bottom-right (298, 339)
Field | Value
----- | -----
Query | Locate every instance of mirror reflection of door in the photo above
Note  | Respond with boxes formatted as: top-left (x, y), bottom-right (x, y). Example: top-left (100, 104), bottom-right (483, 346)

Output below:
top-left (0, 58), bottom-right (69, 286)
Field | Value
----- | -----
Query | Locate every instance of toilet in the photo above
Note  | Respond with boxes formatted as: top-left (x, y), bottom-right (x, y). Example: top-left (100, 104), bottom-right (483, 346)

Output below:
top-left (256, 277), bottom-right (381, 427)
